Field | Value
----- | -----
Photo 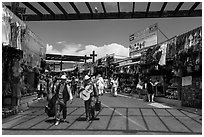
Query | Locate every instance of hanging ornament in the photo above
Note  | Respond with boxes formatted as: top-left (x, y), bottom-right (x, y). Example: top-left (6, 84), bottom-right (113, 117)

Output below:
top-left (194, 65), bottom-right (200, 71)
top-left (155, 65), bottom-right (159, 70)
top-left (188, 34), bottom-right (193, 48)
top-left (187, 65), bottom-right (192, 73)
top-left (184, 36), bottom-right (189, 51)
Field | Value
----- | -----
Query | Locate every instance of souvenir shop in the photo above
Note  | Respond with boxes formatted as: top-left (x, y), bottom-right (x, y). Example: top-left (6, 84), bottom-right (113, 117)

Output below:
top-left (138, 27), bottom-right (202, 108)
top-left (2, 5), bottom-right (46, 116)
top-left (114, 57), bottom-right (140, 94)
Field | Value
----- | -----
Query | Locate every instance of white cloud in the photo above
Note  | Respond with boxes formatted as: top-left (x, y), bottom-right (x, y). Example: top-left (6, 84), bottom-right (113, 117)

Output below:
top-left (46, 43), bottom-right (129, 60)
top-left (56, 41), bottom-right (66, 44)
top-left (46, 44), bottom-right (61, 54)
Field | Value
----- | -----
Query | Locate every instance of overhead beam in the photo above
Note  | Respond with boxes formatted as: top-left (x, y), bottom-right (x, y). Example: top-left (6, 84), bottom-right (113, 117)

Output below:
top-left (54, 2), bottom-right (68, 16)
top-left (22, 2), bottom-right (43, 16)
top-left (38, 2), bottom-right (55, 16)
top-left (131, 2), bottom-right (135, 18)
top-left (85, 2), bottom-right (93, 15)
top-left (146, 2), bottom-right (151, 17)
top-left (117, 2), bottom-right (120, 16)
top-left (188, 2), bottom-right (200, 15)
top-left (69, 2), bottom-right (80, 15)
top-left (21, 10), bottom-right (202, 21)
top-left (46, 54), bottom-right (91, 62)
top-left (159, 2), bottom-right (167, 17)
top-left (101, 2), bottom-right (107, 14)
top-left (173, 2), bottom-right (184, 16)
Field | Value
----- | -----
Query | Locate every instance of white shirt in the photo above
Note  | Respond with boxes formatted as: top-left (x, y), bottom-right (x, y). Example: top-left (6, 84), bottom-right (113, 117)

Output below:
top-left (97, 77), bottom-right (104, 87)
top-left (111, 79), bottom-right (118, 88)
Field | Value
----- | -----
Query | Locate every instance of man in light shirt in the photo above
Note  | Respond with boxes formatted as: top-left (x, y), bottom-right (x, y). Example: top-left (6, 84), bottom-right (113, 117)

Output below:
top-left (97, 74), bottom-right (105, 96)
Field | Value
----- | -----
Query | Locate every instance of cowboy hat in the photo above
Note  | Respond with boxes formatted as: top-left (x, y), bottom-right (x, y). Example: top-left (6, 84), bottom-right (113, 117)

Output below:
top-left (84, 75), bottom-right (90, 80)
top-left (60, 75), bottom-right (67, 79)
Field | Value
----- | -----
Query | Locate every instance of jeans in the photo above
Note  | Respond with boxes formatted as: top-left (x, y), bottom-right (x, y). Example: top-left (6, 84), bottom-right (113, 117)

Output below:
top-left (55, 99), bottom-right (67, 121)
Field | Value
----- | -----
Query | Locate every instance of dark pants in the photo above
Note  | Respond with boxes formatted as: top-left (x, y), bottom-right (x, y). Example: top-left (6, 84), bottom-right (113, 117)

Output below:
top-left (71, 85), bottom-right (76, 95)
top-left (84, 99), bottom-right (95, 119)
top-left (55, 99), bottom-right (67, 121)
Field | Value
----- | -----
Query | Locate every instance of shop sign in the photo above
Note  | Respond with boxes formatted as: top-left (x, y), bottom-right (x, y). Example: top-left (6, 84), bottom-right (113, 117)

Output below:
top-left (119, 59), bottom-right (132, 66)
top-left (182, 76), bottom-right (192, 86)
top-left (129, 23), bottom-right (158, 57)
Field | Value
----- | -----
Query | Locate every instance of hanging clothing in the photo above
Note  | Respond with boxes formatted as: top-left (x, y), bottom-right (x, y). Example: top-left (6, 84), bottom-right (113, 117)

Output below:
top-left (10, 23), bottom-right (18, 48)
top-left (17, 26), bottom-right (22, 50)
top-left (2, 19), bottom-right (11, 46)
top-left (159, 43), bottom-right (167, 66)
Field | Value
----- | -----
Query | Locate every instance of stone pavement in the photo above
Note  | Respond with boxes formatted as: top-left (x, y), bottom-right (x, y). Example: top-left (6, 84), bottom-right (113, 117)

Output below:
top-left (120, 92), bottom-right (202, 116)
top-left (2, 93), bottom-right (202, 135)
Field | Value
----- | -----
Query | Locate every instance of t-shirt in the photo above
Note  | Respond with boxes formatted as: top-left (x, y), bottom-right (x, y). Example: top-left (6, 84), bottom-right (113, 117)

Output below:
top-left (111, 79), bottom-right (118, 88)
top-left (145, 82), bottom-right (154, 94)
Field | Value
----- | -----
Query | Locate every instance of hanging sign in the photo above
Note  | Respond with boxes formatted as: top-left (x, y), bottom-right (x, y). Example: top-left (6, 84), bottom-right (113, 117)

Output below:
top-left (182, 76), bottom-right (192, 86)
top-left (129, 23), bottom-right (158, 57)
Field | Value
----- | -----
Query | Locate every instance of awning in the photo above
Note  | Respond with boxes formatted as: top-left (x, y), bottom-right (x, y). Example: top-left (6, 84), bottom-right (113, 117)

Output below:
top-left (116, 61), bottom-right (140, 68)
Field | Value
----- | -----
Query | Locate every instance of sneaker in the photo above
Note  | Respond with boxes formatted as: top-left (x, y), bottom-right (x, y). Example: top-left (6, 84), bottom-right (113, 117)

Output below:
top-left (55, 121), bottom-right (60, 126)
top-left (61, 119), bottom-right (66, 122)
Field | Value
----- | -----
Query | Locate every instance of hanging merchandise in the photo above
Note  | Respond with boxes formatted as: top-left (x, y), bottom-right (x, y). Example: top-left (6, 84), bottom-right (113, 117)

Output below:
top-left (158, 43), bottom-right (167, 66)
top-left (2, 18), bottom-right (11, 46)
top-left (16, 26), bottom-right (22, 50)
top-left (152, 45), bottom-right (162, 64)
top-left (10, 22), bottom-right (18, 48)
top-left (166, 37), bottom-right (177, 59)
top-left (146, 47), bottom-right (153, 64)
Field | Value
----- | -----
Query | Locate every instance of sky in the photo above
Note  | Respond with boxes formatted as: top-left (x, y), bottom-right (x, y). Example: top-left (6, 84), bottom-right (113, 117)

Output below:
top-left (2, 2), bottom-right (202, 61)
top-left (26, 17), bottom-right (202, 60)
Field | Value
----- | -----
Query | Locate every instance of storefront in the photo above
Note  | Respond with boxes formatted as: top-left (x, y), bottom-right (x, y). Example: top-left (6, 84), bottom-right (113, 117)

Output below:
top-left (2, 4), bottom-right (46, 116)
top-left (137, 27), bottom-right (202, 108)
top-left (114, 57), bottom-right (140, 94)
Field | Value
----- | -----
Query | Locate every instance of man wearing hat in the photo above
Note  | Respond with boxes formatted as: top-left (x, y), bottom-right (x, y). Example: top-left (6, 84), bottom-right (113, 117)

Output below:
top-left (54, 75), bottom-right (73, 126)
top-left (81, 75), bottom-right (98, 121)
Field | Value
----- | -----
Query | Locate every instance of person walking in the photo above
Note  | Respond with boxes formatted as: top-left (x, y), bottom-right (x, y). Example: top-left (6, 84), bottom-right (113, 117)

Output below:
top-left (144, 78), bottom-right (154, 102)
top-left (71, 76), bottom-right (77, 96)
top-left (80, 75), bottom-right (98, 121)
top-left (54, 75), bottom-right (73, 126)
top-left (111, 75), bottom-right (118, 97)
top-left (97, 74), bottom-right (105, 96)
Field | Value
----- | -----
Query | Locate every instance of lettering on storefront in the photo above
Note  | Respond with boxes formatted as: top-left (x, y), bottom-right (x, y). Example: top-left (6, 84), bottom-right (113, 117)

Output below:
top-left (129, 23), bottom-right (158, 57)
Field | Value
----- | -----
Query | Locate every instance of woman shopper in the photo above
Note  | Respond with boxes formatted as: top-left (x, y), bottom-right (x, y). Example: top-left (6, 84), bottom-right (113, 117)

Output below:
top-left (144, 78), bottom-right (154, 102)
top-left (97, 74), bottom-right (105, 96)
top-left (111, 75), bottom-right (118, 97)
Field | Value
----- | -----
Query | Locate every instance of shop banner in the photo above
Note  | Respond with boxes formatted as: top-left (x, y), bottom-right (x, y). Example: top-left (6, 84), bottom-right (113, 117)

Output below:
top-left (129, 23), bottom-right (158, 57)
top-left (119, 59), bottom-right (132, 67)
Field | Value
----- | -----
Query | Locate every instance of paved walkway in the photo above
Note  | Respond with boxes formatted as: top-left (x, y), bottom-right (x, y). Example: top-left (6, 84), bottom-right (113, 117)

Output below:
top-left (2, 93), bottom-right (202, 135)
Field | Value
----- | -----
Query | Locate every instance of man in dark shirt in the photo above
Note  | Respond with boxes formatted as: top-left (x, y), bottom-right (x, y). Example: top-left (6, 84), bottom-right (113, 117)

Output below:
top-left (145, 78), bottom-right (154, 102)
top-left (54, 75), bottom-right (73, 126)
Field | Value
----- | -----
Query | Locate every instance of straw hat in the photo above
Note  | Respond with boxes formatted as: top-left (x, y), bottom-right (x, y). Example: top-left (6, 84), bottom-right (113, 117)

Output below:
top-left (60, 75), bottom-right (67, 79)
top-left (84, 75), bottom-right (90, 80)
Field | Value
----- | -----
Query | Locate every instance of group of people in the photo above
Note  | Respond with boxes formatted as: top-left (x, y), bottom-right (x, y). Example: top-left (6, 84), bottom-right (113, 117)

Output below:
top-left (42, 73), bottom-right (109, 126)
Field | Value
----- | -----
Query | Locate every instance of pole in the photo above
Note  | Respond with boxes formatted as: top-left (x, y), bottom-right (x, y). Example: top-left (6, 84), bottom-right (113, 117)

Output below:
top-left (158, 27), bottom-right (169, 40)
top-left (60, 60), bottom-right (62, 71)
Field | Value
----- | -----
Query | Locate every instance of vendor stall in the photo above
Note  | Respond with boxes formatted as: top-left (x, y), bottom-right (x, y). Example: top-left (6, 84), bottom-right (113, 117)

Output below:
top-left (2, 5), bottom-right (46, 116)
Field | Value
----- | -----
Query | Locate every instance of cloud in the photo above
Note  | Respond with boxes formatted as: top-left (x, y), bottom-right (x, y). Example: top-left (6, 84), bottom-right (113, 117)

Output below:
top-left (56, 41), bottom-right (66, 44)
top-left (46, 43), bottom-right (129, 60)
top-left (46, 44), bottom-right (61, 54)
